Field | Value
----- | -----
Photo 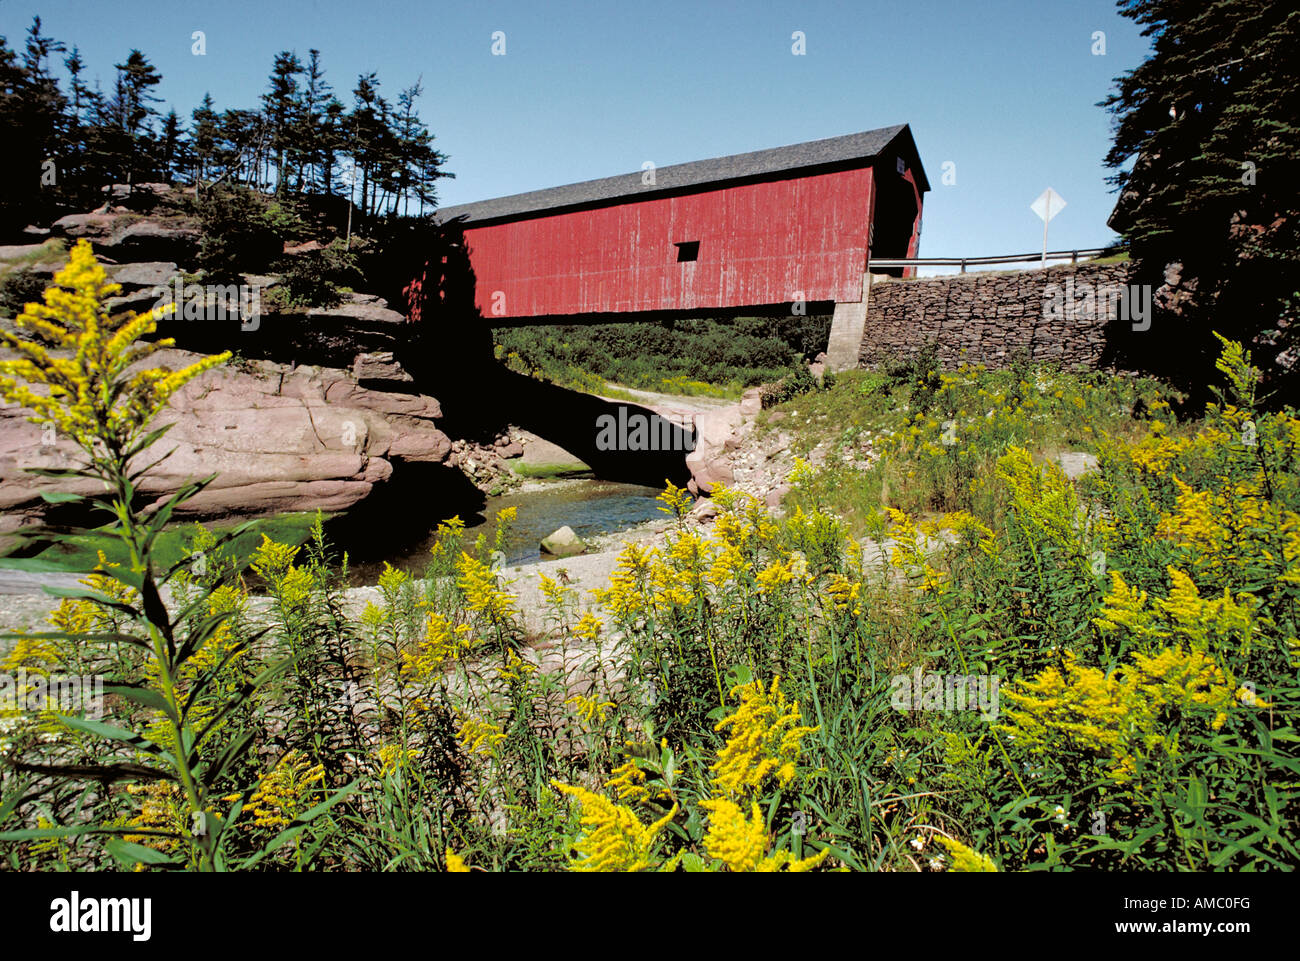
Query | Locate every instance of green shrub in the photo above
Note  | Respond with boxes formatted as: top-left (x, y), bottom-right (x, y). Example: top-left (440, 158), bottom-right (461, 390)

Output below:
top-left (196, 186), bottom-right (286, 282)
top-left (494, 315), bottom-right (832, 394)
top-left (0, 270), bottom-right (49, 319)
top-left (278, 239), bottom-right (362, 309)
top-left (261, 200), bottom-right (312, 244)
top-left (760, 365), bottom-right (820, 408)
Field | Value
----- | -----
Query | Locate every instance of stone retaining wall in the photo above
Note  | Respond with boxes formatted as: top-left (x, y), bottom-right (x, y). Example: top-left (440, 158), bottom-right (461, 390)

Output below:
top-left (858, 261), bottom-right (1133, 369)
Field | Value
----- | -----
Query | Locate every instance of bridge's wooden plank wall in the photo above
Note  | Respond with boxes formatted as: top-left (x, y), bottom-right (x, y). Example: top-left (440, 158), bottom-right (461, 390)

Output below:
top-left (433, 125), bottom-right (930, 324)
top-left (459, 166), bottom-right (877, 318)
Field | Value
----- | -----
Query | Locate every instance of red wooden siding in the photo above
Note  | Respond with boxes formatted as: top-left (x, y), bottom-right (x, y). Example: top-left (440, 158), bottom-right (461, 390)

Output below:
top-left (461, 166), bottom-right (876, 319)
top-left (901, 166), bottom-right (924, 278)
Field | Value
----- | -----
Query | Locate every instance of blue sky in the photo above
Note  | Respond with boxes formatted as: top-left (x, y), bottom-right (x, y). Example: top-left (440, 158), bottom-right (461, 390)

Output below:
top-left (1, 0), bottom-right (1149, 270)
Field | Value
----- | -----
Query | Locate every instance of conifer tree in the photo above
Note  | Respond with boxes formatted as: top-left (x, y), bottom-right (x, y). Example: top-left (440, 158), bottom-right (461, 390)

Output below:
top-left (0, 15), bottom-right (449, 241)
top-left (291, 49), bottom-right (336, 194)
top-left (191, 93), bottom-right (219, 189)
top-left (1103, 0), bottom-right (1300, 390)
top-left (263, 50), bottom-right (303, 196)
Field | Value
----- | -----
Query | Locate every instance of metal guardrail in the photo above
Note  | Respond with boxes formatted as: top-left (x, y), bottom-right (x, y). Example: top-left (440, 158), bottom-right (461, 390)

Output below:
top-left (869, 248), bottom-right (1112, 273)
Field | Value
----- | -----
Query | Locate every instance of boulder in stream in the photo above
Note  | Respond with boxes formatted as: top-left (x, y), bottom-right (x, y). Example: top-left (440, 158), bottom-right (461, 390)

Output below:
top-left (540, 525), bottom-right (587, 558)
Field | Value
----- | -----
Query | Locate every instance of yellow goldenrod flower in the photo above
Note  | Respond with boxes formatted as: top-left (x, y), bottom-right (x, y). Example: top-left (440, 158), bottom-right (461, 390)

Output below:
top-left (551, 781), bottom-right (677, 872)
top-left (994, 447), bottom-right (1091, 552)
top-left (711, 676), bottom-right (818, 796)
top-left (457, 715), bottom-right (507, 757)
top-left (401, 611), bottom-right (459, 682)
top-left (755, 559), bottom-right (795, 595)
top-left (249, 535), bottom-right (301, 585)
top-left (592, 568), bottom-right (642, 620)
top-left (700, 797), bottom-right (830, 872)
top-left (445, 847), bottom-right (470, 872)
top-left (700, 797), bottom-right (767, 871)
top-left (276, 565), bottom-right (314, 609)
top-left (567, 692), bottom-right (615, 728)
top-left (377, 562), bottom-right (410, 597)
top-left (822, 572), bottom-right (862, 610)
top-left (1000, 646), bottom-right (1243, 784)
top-left (0, 239), bottom-right (229, 454)
top-left (3, 627), bottom-right (68, 676)
top-left (499, 648), bottom-right (537, 684)
top-left (538, 573), bottom-right (571, 609)
top-left (45, 598), bottom-right (97, 637)
top-left (359, 601), bottom-right (385, 632)
top-left (456, 551), bottom-right (516, 623)
top-left (656, 480), bottom-right (693, 519)
top-left (493, 505), bottom-right (517, 552)
top-left (572, 611), bottom-right (604, 643)
top-left (605, 758), bottom-right (650, 803)
top-left (376, 744), bottom-right (419, 777)
top-left (1096, 567), bottom-right (1258, 654)
top-left (937, 837), bottom-right (999, 872)
top-left (245, 751), bottom-right (325, 829)
top-left (707, 543), bottom-right (746, 591)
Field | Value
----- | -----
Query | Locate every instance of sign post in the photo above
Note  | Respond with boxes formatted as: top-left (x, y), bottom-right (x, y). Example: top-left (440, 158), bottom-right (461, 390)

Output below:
top-left (1031, 187), bottom-right (1067, 265)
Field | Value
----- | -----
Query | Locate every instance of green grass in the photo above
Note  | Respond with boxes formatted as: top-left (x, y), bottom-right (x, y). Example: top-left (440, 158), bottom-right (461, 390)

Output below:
top-left (0, 239), bottom-right (70, 318)
top-left (0, 237), bottom-right (68, 274)
top-left (764, 360), bottom-right (1181, 533)
top-left (600, 378), bottom-right (744, 401)
top-left (1, 512), bottom-right (323, 574)
top-left (494, 315), bottom-right (831, 395)
top-left (595, 384), bottom-right (644, 402)
top-left (509, 461), bottom-right (592, 480)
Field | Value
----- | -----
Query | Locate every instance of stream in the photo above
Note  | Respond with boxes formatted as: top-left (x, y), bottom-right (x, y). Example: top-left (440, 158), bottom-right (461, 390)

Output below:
top-left (340, 478), bottom-right (666, 585)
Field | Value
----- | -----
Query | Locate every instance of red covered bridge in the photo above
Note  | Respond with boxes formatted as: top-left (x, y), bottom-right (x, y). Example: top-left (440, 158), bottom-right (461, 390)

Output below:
top-left (427, 124), bottom-right (928, 370)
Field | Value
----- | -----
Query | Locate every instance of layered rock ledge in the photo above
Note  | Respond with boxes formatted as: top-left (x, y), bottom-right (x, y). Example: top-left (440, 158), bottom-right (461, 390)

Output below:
top-left (0, 347), bottom-right (452, 534)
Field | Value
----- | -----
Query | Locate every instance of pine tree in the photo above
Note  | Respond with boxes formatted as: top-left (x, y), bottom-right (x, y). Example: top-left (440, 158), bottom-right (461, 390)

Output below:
top-left (22, 16), bottom-right (66, 149)
top-left (320, 95), bottom-right (346, 197)
top-left (1103, 0), bottom-right (1300, 390)
top-left (0, 33), bottom-right (27, 229)
top-left (394, 80), bottom-right (423, 217)
top-left (159, 108), bottom-right (186, 183)
top-left (393, 78), bottom-right (449, 217)
top-left (0, 18), bottom-right (69, 229)
top-left (219, 108), bottom-right (270, 189)
top-left (112, 49), bottom-right (161, 139)
top-left (297, 49), bottom-right (332, 194)
top-left (108, 49), bottom-right (162, 189)
top-left (22, 19), bottom-right (66, 189)
top-left (348, 72), bottom-right (386, 218)
top-left (61, 47), bottom-right (90, 197)
top-left (373, 94), bottom-right (398, 216)
top-left (263, 51), bottom-right (303, 196)
top-left (191, 93), bottom-right (220, 189)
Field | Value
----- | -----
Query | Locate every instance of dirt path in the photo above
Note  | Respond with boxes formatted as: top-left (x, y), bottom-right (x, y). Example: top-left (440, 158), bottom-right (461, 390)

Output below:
top-left (596, 384), bottom-right (735, 414)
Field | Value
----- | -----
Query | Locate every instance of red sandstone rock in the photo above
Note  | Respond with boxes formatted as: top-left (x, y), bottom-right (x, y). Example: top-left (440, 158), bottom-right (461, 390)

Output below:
top-left (51, 211), bottom-right (118, 241)
top-left (0, 348), bottom-right (451, 532)
top-left (283, 240), bottom-right (324, 255)
top-left (685, 406), bottom-right (744, 493)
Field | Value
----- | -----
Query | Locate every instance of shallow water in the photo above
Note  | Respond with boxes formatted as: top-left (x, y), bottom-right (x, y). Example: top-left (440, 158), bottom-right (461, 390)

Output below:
top-left (340, 478), bottom-right (665, 584)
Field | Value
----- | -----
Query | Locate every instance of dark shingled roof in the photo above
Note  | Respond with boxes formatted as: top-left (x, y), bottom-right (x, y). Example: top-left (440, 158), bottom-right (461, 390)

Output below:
top-left (437, 124), bottom-right (925, 225)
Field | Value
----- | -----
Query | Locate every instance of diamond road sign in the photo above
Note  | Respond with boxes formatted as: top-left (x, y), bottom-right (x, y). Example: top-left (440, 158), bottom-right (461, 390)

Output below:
top-left (1031, 187), bottom-right (1067, 222)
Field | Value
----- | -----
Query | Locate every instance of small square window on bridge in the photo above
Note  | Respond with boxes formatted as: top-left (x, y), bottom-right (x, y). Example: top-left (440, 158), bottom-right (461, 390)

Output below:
top-left (674, 241), bottom-right (700, 262)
